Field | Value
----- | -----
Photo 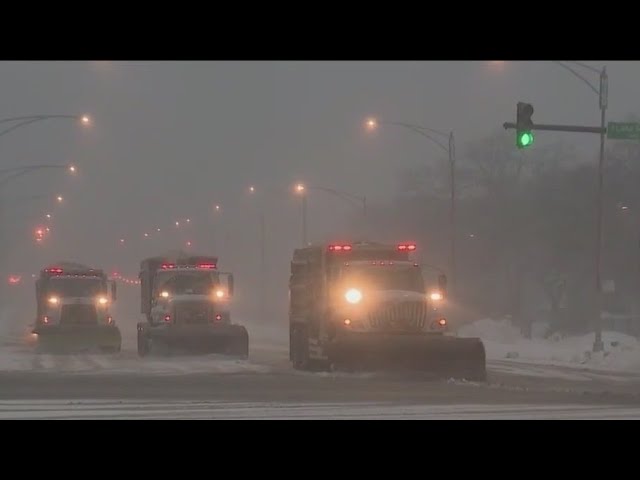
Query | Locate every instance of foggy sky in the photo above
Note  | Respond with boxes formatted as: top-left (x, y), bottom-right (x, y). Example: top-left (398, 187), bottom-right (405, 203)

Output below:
top-left (2, 60), bottom-right (640, 318)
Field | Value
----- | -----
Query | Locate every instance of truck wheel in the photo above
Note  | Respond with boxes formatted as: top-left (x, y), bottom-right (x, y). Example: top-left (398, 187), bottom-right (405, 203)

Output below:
top-left (465, 366), bottom-right (487, 382)
top-left (291, 325), bottom-right (311, 370)
top-left (137, 330), bottom-right (149, 357)
top-left (238, 334), bottom-right (249, 359)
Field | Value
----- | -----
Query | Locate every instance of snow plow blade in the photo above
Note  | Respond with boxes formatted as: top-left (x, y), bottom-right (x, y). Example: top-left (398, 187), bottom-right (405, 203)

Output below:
top-left (32, 325), bottom-right (122, 354)
top-left (138, 324), bottom-right (249, 358)
top-left (326, 333), bottom-right (486, 381)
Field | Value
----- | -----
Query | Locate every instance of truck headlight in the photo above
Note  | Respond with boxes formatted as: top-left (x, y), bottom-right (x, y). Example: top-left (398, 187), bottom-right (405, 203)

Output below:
top-left (345, 288), bottom-right (363, 304)
top-left (214, 289), bottom-right (226, 299)
top-left (48, 296), bottom-right (59, 305)
top-left (97, 296), bottom-right (109, 305)
top-left (160, 291), bottom-right (170, 298)
top-left (429, 291), bottom-right (443, 302)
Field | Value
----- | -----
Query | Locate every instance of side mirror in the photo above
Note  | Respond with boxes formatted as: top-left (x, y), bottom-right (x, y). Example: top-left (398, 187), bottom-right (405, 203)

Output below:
top-left (111, 280), bottom-right (117, 302)
top-left (438, 274), bottom-right (448, 294)
top-left (227, 274), bottom-right (234, 297)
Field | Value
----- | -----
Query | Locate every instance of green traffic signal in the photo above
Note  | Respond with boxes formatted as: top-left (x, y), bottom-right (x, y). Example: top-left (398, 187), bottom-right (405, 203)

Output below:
top-left (517, 131), bottom-right (534, 148)
top-left (516, 101), bottom-right (535, 149)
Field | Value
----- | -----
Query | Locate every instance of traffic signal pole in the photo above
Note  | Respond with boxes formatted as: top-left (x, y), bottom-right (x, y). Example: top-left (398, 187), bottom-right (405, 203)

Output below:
top-left (504, 122), bottom-right (606, 134)
top-left (504, 69), bottom-right (609, 352)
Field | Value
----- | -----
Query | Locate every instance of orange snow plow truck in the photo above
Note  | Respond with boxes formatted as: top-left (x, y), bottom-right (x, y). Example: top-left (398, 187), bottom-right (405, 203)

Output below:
top-left (288, 241), bottom-right (486, 380)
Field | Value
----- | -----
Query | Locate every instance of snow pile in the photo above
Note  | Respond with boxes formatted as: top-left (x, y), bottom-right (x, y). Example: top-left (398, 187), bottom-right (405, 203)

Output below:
top-left (457, 318), bottom-right (640, 372)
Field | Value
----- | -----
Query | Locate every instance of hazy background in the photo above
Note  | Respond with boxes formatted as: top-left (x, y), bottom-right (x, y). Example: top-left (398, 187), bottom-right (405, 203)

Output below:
top-left (2, 60), bottom-right (640, 331)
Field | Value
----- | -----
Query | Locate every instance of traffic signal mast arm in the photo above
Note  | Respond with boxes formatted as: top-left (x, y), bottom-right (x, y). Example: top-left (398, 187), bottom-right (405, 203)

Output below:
top-left (504, 122), bottom-right (606, 134)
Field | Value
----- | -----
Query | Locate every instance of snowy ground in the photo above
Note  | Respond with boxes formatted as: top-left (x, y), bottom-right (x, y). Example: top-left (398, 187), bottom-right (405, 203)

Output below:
top-left (458, 318), bottom-right (640, 373)
top-left (3, 303), bottom-right (640, 382)
top-left (1, 400), bottom-right (639, 419)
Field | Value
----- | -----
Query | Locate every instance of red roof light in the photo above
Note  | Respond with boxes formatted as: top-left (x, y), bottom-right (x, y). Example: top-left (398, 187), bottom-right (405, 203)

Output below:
top-left (197, 263), bottom-right (217, 269)
top-left (328, 244), bottom-right (352, 252)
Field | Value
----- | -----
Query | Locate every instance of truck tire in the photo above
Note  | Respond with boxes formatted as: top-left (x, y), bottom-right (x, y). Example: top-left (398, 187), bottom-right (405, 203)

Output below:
top-left (137, 330), bottom-right (149, 357)
top-left (291, 325), bottom-right (330, 372)
top-left (465, 365), bottom-right (487, 382)
top-left (229, 330), bottom-right (249, 359)
top-left (291, 325), bottom-right (311, 370)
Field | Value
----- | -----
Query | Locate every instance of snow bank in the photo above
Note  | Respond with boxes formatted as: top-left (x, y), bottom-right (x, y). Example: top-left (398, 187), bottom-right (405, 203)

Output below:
top-left (458, 318), bottom-right (640, 372)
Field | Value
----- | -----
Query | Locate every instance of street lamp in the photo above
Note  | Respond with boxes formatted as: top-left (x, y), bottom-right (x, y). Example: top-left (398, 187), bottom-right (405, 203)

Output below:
top-left (0, 114), bottom-right (91, 141)
top-left (0, 164), bottom-right (77, 189)
top-left (552, 61), bottom-right (608, 352)
top-left (293, 183), bottom-right (367, 244)
top-left (366, 117), bottom-right (457, 298)
top-left (319, 185), bottom-right (366, 216)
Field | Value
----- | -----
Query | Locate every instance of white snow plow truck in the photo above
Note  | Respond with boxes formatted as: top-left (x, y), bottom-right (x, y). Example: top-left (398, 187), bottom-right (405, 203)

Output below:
top-left (136, 251), bottom-right (248, 357)
top-left (288, 241), bottom-right (486, 380)
top-left (32, 262), bottom-right (121, 353)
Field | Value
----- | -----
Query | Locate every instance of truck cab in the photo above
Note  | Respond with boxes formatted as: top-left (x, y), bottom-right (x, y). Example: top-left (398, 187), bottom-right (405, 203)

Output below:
top-left (137, 253), bottom-right (248, 357)
top-left (288, 241), bottom-right (485, 379)
top-left (33, 262), bottom-right (121, 353)
top-left (326, 256), bottom-right (447, 335)
top-left (149, 263), bottom-right (234, 326)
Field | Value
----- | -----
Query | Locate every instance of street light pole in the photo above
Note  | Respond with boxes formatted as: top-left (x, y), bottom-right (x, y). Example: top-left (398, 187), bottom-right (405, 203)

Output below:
top-left (308, 185), bottom-right (367, 217)
top-left (542, 61), bottom-right (609, 352)
top-left (260, 209), bottom-right (266, 315)
top-left (0, 114), bottom-right (90, 142)
top-left (368, 119), bottom-right (457, 298)
top-left (448, 132), bottom-right (457, 297)
top-left (0, 164), bottom-right (76, 188)
top-left (294, 183), bottom-right (366, 245)
top-left (302, 194), bottom-right (307, 247)
top-left (594, 66), bottom-right (608, 352)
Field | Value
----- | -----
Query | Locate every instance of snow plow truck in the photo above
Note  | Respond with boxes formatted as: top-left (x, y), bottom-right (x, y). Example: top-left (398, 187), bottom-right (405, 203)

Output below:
top-left (288, 241), bottom-right (486, 380)
top-left (136, 251), bottom-right (248, 357)
top-left (32, 262), bottom-right (121, 353)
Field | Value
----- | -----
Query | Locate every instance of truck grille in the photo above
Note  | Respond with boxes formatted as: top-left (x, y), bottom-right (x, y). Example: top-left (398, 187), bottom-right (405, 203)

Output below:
top-left (175, 303), bottom-right (210, 325)
top-left (368, 301), bottom-right (428, 331)
top-left (60, 304), bottom-right (98, 325)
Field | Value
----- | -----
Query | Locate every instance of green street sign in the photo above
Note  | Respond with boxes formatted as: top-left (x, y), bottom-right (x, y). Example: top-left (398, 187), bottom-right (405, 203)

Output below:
top-left (607, 122), bottom-right (640, 140)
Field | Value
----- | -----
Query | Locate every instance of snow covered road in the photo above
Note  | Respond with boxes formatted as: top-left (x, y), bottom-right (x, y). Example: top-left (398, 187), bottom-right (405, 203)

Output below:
top-left (2, 316), bottom-right (640, 418)
top-left (2, 400), bottom-right (639, 419)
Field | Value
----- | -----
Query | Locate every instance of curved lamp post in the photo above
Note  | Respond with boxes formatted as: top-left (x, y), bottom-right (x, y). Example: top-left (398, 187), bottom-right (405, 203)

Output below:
top-left (0, 114), bottom-right (90, 141)
top-left (553, 61), bottom-right (608, 352)
top-left (293, 183), bottom-right (367, 247)
top-left (366, 118), bottom-right (457, 298)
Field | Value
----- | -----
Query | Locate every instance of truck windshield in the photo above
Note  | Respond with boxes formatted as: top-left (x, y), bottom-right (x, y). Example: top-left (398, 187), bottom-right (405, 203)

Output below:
top-left (47, 277), bottom-right (105, 297)
top-left (155, 271), bottom-right (218, 295)
top-left (342, 266), bottom-right (425, 292)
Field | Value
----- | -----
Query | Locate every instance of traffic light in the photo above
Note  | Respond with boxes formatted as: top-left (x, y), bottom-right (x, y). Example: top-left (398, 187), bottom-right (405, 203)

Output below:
top-left (516, 102), bottom-right (534, 149)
